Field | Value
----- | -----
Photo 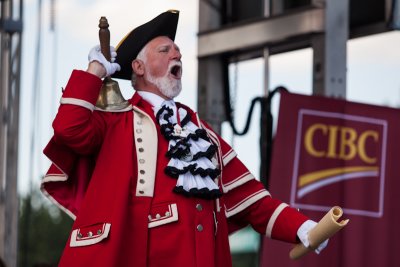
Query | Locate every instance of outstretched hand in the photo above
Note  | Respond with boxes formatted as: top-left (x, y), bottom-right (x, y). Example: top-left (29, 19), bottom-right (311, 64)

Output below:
top-left (297, 220), bottom-right (329, 254)
top-left (87, 45), bottom-right (120, 78)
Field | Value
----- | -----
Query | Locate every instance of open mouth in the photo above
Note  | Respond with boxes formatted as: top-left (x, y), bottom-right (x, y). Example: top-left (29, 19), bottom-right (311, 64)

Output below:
top-left (169, 63), bottom-right (182, 79)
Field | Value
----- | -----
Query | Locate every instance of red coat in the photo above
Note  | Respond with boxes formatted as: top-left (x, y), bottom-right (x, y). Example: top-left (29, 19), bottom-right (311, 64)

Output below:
top-left (42, 70), bottom-right (308, 267)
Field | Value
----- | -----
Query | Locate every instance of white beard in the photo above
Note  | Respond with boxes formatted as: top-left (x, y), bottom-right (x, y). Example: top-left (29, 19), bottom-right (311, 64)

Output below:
top-left (145, 63), bottom-right (182, 99)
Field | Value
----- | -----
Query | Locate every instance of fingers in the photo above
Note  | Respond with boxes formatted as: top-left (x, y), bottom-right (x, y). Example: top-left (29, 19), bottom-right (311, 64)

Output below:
top-left (315, 239), bottom-right (329, 254)
top-left (110, 46), bottom-right (117, 63)
top-left (111, 52), bottom-right (117, 63)
top-left (88, 45), bottom-right (120, 77)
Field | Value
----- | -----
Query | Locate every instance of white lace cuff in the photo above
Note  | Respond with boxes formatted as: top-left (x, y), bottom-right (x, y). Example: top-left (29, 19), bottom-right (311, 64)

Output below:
top-left (297, 219), bottom-right (329, 254)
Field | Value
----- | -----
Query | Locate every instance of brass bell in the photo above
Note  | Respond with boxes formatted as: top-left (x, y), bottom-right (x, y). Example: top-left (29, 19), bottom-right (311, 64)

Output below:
top-left (96, 77), bottom-right (130, 111)
top-left (95, 17), bottom-right (130, 111)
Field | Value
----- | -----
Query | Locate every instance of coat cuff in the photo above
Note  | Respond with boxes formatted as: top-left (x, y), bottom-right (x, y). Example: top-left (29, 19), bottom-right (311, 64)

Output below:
top-left (268, 205), bottom-right (309, 243)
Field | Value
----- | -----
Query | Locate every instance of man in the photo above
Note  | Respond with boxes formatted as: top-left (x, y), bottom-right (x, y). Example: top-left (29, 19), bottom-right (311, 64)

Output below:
top-left (42, 10), bottom-right (326, 267)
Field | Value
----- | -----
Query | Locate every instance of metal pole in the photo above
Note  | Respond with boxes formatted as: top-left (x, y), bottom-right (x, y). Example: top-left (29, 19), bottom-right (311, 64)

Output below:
top-left (259, 48), bottom-right (270, 187)
top-left (197, 0), bottom-right (225, 133)
top-left (0, 0), bottom-right (8, 258)
top-left (312, 0), bottom-right (348, 97)
top-left (260, 0), bottom-right (273, 187)
top-left (260, 1), bottom-right (271, 187)
top-left (0, 0), bottom-right (23, 265)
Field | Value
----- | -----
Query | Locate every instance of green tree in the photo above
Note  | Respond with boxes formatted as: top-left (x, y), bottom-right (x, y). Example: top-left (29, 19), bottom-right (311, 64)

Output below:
top-left (18, 190), bottom-right (73, 267)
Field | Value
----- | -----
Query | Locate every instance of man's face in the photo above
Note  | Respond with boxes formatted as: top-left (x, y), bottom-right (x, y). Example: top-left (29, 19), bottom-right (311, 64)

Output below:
top-left (142, 36), bottom-right (182, 99)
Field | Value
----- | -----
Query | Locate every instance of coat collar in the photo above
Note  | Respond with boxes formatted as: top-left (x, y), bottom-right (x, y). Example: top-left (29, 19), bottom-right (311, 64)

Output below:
top-left (129, 92), bottom-right (197, 124)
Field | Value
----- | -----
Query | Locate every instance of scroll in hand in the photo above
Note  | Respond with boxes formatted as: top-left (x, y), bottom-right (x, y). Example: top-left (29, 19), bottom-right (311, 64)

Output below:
top-left (290, 206), bottom-right (349, 260)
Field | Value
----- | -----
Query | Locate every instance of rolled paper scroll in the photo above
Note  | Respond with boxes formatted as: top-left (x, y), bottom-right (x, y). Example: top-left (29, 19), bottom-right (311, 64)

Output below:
top-left (289, 206), bottom-right (349, 260)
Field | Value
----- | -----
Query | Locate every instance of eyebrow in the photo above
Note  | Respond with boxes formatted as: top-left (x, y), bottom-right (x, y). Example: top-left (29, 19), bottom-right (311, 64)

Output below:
top-left (158, 44), bottom-right (180, 52)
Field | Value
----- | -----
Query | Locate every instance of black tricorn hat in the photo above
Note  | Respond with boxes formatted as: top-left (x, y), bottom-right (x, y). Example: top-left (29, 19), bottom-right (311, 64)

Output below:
top-left (112, 10), bottom-right (179, 80)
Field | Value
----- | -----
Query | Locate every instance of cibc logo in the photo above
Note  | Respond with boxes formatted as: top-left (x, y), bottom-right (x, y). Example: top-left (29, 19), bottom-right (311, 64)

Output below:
top-left (290, 109), bottom-right (387, 217)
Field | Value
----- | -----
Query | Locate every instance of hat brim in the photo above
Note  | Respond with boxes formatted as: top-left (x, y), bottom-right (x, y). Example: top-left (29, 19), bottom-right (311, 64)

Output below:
top-left (112, 10), bottom-right (179, 80)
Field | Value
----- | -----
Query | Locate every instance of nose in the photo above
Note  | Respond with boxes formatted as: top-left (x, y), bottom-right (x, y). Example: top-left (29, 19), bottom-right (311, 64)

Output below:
top-left (171, 47), bottom-right (181, 61)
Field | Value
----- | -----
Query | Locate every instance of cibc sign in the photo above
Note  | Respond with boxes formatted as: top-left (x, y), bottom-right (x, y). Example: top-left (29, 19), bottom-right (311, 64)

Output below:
top-left (290, 109), bottom-right (387, 218)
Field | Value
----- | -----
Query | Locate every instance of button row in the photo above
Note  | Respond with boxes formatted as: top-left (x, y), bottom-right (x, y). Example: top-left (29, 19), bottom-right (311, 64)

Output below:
top-left (136, 125), bottom-right (146, 193)
top-left (148, 211), bottom-right (171, 221)
top-left (77, 229), bottom-right (102, 239)
top-left (196, 204), bottom-right (203, 232)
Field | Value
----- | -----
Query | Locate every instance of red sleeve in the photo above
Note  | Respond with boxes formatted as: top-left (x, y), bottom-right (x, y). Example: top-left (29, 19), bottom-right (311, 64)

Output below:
top-left (221, 154), bottom-right (309, 243)
top-left (201, 118), bottom-right (310, 243)
top-left (207, 127), bottom-right (309, 243)
top-left (228, 193), bottom-right (309, 243)
top-left (52, 70), bottom-right (106, 155)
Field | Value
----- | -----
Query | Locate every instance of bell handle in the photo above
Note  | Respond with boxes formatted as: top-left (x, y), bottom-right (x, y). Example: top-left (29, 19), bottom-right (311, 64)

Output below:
top-left (98, 16), bottom-right (111, 62)
top-left (95, 17), bottom-right (128, 110)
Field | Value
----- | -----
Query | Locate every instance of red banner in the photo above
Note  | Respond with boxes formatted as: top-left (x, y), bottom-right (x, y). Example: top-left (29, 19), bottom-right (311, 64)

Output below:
top-left (260, 92), bottom-right (400, 267)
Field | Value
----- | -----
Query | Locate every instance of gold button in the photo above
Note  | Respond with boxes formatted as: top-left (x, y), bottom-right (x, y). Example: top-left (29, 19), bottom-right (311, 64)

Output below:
top-left (196, 204), bottom-right (203, 211)
top-left (196, 224), bottom-right (203, 232)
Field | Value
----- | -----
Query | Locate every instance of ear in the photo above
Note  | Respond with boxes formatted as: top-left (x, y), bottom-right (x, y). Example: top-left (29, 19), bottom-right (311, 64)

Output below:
top-left (132, 59), bottom-right (145, 76)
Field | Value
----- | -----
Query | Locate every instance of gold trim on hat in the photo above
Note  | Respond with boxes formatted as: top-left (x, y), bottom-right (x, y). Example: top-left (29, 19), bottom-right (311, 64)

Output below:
top-left (116, 29), bottom-right (133, 50)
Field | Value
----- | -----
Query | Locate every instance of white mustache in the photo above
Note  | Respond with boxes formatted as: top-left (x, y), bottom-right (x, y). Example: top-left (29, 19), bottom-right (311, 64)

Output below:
top-left (168, 61), bottom-right (182, 71)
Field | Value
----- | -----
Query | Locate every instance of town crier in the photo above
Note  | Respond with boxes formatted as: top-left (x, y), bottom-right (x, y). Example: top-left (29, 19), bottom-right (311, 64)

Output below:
top-left (42, 10), bottom-right (327, 267)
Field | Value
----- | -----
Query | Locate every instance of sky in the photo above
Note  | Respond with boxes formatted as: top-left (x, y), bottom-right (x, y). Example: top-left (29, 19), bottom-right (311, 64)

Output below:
top-left (18, 0), bottom-right (400, 198)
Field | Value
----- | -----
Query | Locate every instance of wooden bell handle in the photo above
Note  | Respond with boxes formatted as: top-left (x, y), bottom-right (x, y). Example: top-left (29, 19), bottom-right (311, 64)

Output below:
top-left (98, 16), bottom-right (111, 61)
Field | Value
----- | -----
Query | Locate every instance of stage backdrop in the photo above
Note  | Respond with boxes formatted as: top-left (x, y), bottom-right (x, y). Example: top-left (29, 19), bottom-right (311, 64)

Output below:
top-left (260, 92), bottom-right (400, 267)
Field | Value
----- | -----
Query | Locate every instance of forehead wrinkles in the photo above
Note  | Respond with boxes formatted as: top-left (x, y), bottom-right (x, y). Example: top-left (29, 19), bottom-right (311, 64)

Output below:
top-left (149, 36), bottom-right (179, 52)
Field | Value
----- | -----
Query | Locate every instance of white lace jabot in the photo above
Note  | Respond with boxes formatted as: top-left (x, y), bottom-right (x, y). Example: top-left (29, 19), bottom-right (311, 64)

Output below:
top-left (136, 91), bottom-right (221, 199)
